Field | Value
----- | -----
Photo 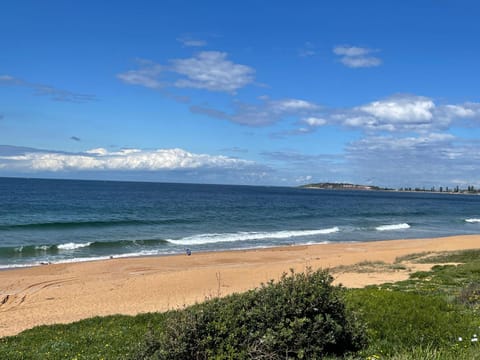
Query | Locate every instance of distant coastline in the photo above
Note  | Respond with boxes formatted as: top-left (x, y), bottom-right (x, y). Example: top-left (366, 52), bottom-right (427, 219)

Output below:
top-left (300, 182), bottom-right (480, 195)
top-left (300, 182), bottom-right (385, 191)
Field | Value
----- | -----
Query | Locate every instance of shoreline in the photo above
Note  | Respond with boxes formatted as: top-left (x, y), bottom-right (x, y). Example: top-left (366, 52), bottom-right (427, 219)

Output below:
top-left (1, 234), bottom-right (480, 338)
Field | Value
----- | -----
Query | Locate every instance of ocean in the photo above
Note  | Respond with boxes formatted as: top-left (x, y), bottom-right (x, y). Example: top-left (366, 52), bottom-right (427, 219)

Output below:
top-left (1, 177), bottom-right (479, 269)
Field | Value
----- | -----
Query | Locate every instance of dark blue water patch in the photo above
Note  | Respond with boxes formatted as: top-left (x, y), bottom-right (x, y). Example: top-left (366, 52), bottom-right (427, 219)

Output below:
top-left (1, 177), bottom-right (480, 268)
top-left (0, 218), bottom-right (195, 231)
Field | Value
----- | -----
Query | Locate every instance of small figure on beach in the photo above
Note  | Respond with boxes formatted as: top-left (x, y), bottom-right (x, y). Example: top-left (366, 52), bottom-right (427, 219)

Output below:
top-left (186, 248), bottom-right (192, 256)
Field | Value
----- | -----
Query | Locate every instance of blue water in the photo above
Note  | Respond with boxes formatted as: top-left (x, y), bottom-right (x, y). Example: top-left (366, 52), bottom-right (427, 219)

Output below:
top-left (1, 177), bottom-right (479, 269)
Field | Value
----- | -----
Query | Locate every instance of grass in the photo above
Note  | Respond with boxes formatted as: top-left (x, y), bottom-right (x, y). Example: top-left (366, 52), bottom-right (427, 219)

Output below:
top-left (415, 249), bottom-right (480, 264)
top-left (331, 260), bottom-right (409, 274)
top-left (345, 289), bottom-right (479, 358)
top-left (395, 249), bottom-right (480, 264)
top-left (0, 313), bottom-right (166, 360)
top-left (1, 249), bottom-right (480, 359)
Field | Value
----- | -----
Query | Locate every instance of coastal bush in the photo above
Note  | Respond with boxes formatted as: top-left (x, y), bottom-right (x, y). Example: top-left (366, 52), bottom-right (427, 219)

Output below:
top-left (134, 269), bottom-right (367, 359)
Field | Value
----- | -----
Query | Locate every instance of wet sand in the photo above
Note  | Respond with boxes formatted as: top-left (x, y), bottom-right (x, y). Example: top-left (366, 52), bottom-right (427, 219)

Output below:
top-left (1, 234), bottom-right (479, 337)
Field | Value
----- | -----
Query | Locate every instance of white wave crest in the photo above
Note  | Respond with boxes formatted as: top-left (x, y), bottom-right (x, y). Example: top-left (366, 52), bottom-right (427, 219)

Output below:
top-left (57, 242), bottom-right (92, 250)
top-left (465, 218), bottom-right (480, 223)
top-left (376, 223), bottom-right (410, 231)
top-left (167, 227), bottom-right (340, 246)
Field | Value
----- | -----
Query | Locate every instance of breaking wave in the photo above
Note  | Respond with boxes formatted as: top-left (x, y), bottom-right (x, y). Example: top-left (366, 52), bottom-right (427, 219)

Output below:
top-left (465, 218), bottom-right (480, 223)
top-left (167, 227), bottom-right (340, 246)
top-left (376, 223), bottom-right (411, 231)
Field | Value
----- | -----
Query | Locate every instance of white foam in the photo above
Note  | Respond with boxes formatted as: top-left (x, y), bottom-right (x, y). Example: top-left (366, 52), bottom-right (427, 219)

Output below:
top-left (0, 249), bottom-right (179, 270)
top-left (376, 223), bottom-right (410, 231)
top-left (0, 263), bottom-right (36, 270)
top-left (465, 218), bottom-right (480, 223)
top-left (57, 242), bottom-right (92, 250)
top-left (167, 227), bottom-right (340, 246)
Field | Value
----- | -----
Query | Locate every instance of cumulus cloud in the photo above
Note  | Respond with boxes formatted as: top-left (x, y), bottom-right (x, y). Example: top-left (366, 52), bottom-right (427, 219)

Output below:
top-left (0, 147), bottom-right (255, 172)
top-left (339, 95), bottom-right (439, 132)
top-left (117, 52), bottom-right (255, 94)
top-left (359, 96), bottom-right (434, 121)
top-left (0, 75), bottom-right (96, 103)
top-left (293, 95), bottom-right (480, 134)
top-left (190, 93), bottom-right (480, 133)
top-left (0, 146), bottom-right (278, 185)
top-left (191, 97), bottom-right (320, 126)
top-left (333, 45), bottom-right (382, 68)
top-left (172, 51), bottom-right (255, 93)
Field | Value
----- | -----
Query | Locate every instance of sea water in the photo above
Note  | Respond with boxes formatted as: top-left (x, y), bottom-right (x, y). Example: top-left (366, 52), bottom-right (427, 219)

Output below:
top-left (1, 177), bottom-right (479, 269)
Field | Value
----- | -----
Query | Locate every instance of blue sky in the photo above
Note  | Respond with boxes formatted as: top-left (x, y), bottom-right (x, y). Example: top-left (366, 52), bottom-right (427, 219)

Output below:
top-left (1, 0), bottom-right (480, 187)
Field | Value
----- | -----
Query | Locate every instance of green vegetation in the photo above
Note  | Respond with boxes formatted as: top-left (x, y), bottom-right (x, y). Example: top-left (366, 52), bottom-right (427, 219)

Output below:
top-left (331, 260), bottom-right (408, 274)
top-left (2, 250), bottom-right (480, 359)
top-left (0, 313), bottom-right (166, 359)
top-left (133, 269), bottom-right (366, 359)
top-left (412, 249), bottom-right (480, 264)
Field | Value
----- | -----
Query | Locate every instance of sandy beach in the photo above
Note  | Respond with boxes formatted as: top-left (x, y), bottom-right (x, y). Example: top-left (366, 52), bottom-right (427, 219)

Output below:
top-left (1, 234), bottom-right (479, 338)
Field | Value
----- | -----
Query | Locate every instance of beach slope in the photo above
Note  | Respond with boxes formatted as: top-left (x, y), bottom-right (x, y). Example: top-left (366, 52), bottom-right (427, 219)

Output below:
top-left (1, 235), bottom-right (479, 337)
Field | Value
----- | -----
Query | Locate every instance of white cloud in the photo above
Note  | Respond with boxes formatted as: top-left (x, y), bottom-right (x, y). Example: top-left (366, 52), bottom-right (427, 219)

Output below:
top-left (273, 99), bottom-right (318, 111)
top-left (333, 45), bottom-right (382, 68)
top-left (344, 96), bottom-right (480, 132)
top-left (0, 147), bottom-right (254, 172)
top-left (191, 97), bottom-right (320, 126)
top-left (302, 117), bottom-right (326, 127)
top-left (116, 61), bottom-right (164, 89)
top-left (172, 51), bottom-right (254, 93)
top-left (333, 46), bottom-right (371, 57)
top-left (283, 95), bottom-right (480, 135)
top-left (441, 104), bottom-right (477, 118)
top-left (118, 52), bottom-right (255, 94)
top-left (359, 96), bottom-right (435, 122)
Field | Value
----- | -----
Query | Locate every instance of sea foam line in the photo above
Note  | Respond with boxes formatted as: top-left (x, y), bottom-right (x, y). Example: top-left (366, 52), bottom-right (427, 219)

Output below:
top-left (0, 249), bottom-right (179, 270)
top-left (167, 227), bottom-right (340, 246)
top-left (57, 242), bottom-right (92, 250)
top-left (376, 223), bottom-right (410, 231)
top-left (465, 218), bottom-right (480, 223)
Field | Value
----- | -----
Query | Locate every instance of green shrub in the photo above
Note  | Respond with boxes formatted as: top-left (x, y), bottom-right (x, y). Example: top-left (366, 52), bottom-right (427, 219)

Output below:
top-left (134, 269), bottom-right (367, 359)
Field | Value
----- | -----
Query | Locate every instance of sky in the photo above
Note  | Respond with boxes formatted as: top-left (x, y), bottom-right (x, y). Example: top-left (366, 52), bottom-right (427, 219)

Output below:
top-left (1, 0), bottom-right (480, 187)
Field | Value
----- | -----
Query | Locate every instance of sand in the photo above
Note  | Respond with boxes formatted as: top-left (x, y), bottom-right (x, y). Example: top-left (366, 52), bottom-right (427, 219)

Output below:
top-left (1, 234), bottom-right (479, 338)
